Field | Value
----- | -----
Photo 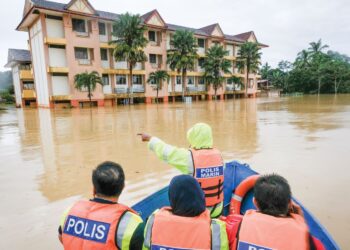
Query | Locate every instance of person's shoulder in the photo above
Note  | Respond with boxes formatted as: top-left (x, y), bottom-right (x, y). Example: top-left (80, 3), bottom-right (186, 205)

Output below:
top-left (120, 210), bottom-right (143, 224)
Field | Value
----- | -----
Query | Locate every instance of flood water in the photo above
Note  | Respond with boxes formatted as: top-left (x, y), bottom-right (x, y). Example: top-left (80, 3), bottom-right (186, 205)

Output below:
top-left (0, 95), bottom-right (349, 249)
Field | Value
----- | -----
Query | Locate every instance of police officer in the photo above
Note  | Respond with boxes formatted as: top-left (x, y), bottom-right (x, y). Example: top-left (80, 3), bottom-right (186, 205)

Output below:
top-left (143, 175), bottom-right (228, 250)
top-left (58, 161), bottom-right (144, 250)
top-left (139, 123), bottom-right (224, 218)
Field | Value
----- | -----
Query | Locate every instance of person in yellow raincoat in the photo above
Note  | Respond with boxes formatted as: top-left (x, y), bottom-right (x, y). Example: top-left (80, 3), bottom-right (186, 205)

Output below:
top-left (139, 123), bottom-right (224, 218)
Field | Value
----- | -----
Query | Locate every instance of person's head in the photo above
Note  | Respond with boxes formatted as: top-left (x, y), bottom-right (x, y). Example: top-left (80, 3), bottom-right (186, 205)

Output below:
top-left (168, 175), bottom-right (206, 217)
top-left (187, 123), bottom-right (213, 149)
top-left (253, 174), bottom-right (292, 216)
top-left (92, 161), bottom-right (125, 198)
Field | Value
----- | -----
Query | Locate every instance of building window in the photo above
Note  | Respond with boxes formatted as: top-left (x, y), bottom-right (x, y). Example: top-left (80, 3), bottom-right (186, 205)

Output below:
top-left (99, 22), bottom-right (106, 35)
top-left (116, 75), bottom-right (127, 85)
top-left (49, 44), bottom-right (65, 49)
top-left (74, 48), bottom-right (88, 60)
top-left (176, 76), bottom-right (182, 85)
top-left (198, 38), bottom-right (205, 48)
top-left (198, 58), bottom-right (205, 67)
top-left (227, 78), bottom-right (234, 84)
top-left (100, 49), bottom-right (108, 61)
top-left (249, 79), bottom-right (254, 88)
top-left (23, 82), bottom-right (35, 90)
top-left (46, 15), bottom-right (63, 21)
top-left (72, 18), bottom-right (86, 33)
top-left (149, 54), bottom-right (157, 64)
top-left (102, 74), bottom-right (109, 85)
top-left (187, 76), bottom-right (194, 85)
top-left (149, 31), bottom-right (156, 42)
top-left (133, 75), bottom-right (143, 85)
top-left (198, 77), bottom-right (205, 85)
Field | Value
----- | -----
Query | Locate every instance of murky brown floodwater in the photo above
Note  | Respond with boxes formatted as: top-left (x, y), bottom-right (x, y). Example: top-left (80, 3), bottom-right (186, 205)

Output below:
top-left (0, 95), bottom-right (349, 249)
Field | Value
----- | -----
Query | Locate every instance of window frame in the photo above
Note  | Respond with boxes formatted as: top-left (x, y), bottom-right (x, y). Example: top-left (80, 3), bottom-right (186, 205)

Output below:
top-left (100, 48), bottom-right (108, 61)
top-left (116, 75), bottom-right (127, 85)
top-left (198, 38), bottom-right (205, 48)
top-left (98, 22), bottom-right (106, 36)
top-left (149, 54), bottom-right (157, 64)
top-left (148, 31), bottom-right (156, 42)
top-left (102, 74), bottom-right (109, 85)
top-left (72, 18), bottom-right (87, 33)
top-left (74, 47), bottom-right (89, 60)
top-left (132, 75), bottom-right (143, 85)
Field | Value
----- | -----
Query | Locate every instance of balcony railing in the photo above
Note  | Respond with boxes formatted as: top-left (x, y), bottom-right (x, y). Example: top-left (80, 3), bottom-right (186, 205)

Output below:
top-left (186, 86), bottom-right (197, 92)
top-left (115, 87), bottom-right (128, 94)
top-left (78, 59), bottom-right (92, 65)
top-left (197, 85), bottom-right (206, 91)
top-left (114, 86), bottom-right (145, 94)
top-left (75, 31), bottom-right (89, 37)
top-left (132, 85), bottom-right (145, 93)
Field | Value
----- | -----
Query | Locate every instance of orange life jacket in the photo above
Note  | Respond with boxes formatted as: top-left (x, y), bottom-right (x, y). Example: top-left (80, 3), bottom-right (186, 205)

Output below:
top-left (62, 200), bottom-right (133, 250)
top-left (144, 207), bottom-right (213, 250)
top-left (237, 210), bottom-right (310, 250)
top-left (190, 148), bottom-right (224, 207)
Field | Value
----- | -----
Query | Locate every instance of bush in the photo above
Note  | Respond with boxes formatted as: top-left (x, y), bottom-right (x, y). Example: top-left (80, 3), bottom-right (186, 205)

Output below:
top-left (0, 91), bottom-right (15, 104)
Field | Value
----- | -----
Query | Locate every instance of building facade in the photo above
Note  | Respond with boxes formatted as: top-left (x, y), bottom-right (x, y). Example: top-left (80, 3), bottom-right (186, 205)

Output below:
top-left (9, 0), bottom-right (267, 108)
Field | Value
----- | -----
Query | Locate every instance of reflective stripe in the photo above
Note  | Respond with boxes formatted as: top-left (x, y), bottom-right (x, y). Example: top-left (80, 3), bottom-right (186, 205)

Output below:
top-left (162, 145), bottom-right (174, 162)
top-left (211, 220), bottom-right (222, 250)
top-left (149, 137), bottom-right (161, 151)
top-left (187, 151), bottom-right (194, 175)
top-left (144, 213), bottom-right (155, 248)
top-left (233, 194), bottom-right (243, 202)
top-left (117, 212), bottom-right (143, 250)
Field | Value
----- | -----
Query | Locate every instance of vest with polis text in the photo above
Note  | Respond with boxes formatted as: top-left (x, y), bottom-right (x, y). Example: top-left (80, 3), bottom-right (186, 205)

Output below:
top-left (237, 210), bottom-right (310, 250)
top-left (62, 200), bottom-right (134, 250)
top-left (190, 148), bottom-right (224, 207)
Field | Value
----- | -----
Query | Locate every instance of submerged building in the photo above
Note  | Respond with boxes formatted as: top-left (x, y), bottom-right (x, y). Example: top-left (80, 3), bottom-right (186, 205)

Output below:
top-left (6, 0), bottom-right (268, 108)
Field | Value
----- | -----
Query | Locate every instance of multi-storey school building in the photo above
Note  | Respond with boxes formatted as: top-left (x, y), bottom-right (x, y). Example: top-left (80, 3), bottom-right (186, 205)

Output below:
top-left (6, 0), bottom-right (267, 108)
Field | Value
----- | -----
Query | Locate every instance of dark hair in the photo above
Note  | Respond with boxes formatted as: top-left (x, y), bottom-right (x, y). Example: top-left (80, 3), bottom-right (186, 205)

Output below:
top-left (254, 174), bottom-right (291, 216)
top-left (92, 161), bottom-right (125, 197)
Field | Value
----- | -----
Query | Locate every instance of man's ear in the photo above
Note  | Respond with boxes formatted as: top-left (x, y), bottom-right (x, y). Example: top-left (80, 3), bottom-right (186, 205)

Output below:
top-left (253, 198), bottom-right (259, 210)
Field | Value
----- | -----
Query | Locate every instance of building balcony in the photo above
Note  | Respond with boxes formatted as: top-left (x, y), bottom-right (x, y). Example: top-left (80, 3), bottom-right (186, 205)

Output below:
top-left (19, 70), bottom-right (33, 80)
top-left (78, 59), bottom-right (92, 65)
top-left (47, 67), bottom-right (69, 73)
top-left (50, 95), bottom-right (71, 101)
top-left (22, 90), bottom-right (36, 99)
top-left (44, 37), bottom-right (67, 45)
top-left (100, 43), bottom-right (114, 49)
top-left (102, 69), bottom-right (146, 75)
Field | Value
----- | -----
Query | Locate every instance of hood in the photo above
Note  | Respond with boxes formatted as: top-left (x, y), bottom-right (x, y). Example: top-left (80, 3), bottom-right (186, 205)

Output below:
top-left (186, 123), bottom-right (213, 149)
top-left (168, 175), bottom-right (206, 217)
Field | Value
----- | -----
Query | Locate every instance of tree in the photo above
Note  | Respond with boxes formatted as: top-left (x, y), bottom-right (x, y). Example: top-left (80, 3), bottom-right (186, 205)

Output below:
top-left (308, 39), bottom-right (329, 56)
top-left (227, 75), bottom-right (243, 91)
top-left (237, 42), bottom-right (262, 97)
top-left (295, 50), bottom-right (310, 68)
top-left (111, 13), bottom-right (148, 104)
top-left (321, 58), bottom-right (350, 94)
top-left (74, 71), bottom-right (103, 107)
top-left (147, 70), bottom-right (170, 103)
top-left (167, 30), bottom-right (198, 100)
top-left (203, 45), bottom-right (232, 99)
top-left (260, 62), bottom-right (271, 79)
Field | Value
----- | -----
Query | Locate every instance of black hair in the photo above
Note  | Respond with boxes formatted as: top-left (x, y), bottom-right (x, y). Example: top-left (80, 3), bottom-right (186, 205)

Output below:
top-left (254, 174), bottom-right (291, 216)
top-left (92, 161), bottom-right (125, 197)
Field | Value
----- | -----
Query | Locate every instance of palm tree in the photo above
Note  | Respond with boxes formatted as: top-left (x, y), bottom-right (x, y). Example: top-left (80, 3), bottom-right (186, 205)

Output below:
top-left (308, 39), bottom-right (329, 56)
top-left (227, 75), bottom-right (243, 91)
top-left (167, 30), bottom-right (198, 100)
top-left (203, 45), bottom-right (232, 99)
top-left (295, 50), bottom-right (310, 68)
top-left (237, 42), bottom-right (262, 97)
top-left (110, 13), bottom-right (148, 104)
top-left (74, 71), bottom-right (103, 107)
top-left (147, 70), bottom-right (170, 103)
top-left (260, 62), bottom-right (271, 79)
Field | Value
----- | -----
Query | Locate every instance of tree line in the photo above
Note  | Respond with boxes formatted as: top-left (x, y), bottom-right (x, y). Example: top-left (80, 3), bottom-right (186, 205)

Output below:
top-left (261, 39), bottom-right (350, 94)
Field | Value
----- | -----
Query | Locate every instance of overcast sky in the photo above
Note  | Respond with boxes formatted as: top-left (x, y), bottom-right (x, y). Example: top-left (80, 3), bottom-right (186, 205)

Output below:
top-left (1, 0), bottom-right (349, 71)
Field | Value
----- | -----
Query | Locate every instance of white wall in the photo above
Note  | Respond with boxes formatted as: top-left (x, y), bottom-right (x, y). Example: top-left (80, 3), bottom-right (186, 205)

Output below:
top-left (45, 18), bottom-right (64, 38)
top-left (52, 75), bottom-right (70, 96)
top-left (12, 65), bottom-right (22, 106)
top-left (226, 44), bottom-right (234, 56)
top-left (114, 61), bottom-right (128, 69)
top-left (49, 48), bottom-right (67, 67)
top-left (30, 19), bottom-right (50, 107)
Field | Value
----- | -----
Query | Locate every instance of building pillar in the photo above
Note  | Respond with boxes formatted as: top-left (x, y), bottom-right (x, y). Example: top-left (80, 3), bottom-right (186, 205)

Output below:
top-left (71, 100), bottom-right (79, 108)
top-left (163, 96), bottom-right (169, 103)
top-left (97, 100), bottom-right (105, 107)
top-left (220, 94), bottom-right (224, 100)
top-left (208, 95), bottom-right (212, 101)
top-left (49, 101), bottom-right (55, 109)
top-left (146, 97), bottom-right (152, 104)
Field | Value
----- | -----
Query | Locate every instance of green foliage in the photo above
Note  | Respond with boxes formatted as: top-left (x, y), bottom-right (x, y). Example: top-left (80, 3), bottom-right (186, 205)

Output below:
top-left (74, 71), bottom-right (103, 106)
top-left (110, 13), bottom-right (148, 103)
top-left (0, 71), bottom-right (13, 91)
top-left (237, 42), bottom-right (262, 96)
top-left (0, 91), bottom-right (15, 104)
top-left (167, 30), bottom-right (198, 99)
top-left (203, 45), bottom-right (232, 97)
top-left (227, 75), bottom-right (243, 90)
top-left (263, 39), bottom-right (350, 94)
top-left (147, 70), bottom-right (170, 103)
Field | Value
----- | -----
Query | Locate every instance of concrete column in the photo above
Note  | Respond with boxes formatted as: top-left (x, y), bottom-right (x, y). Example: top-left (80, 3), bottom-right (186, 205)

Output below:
top-left (71, 100), bottom-right (79, 108)
top-left (146, 97), bottom-right (152, 104)
top-left (97, 100), bottom-right (105, 107)
top-left (163, 96), bottom-right (169, 103)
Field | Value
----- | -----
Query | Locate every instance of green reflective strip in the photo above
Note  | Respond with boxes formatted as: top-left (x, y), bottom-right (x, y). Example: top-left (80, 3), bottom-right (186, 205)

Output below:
top-left (162, 144), bottom-right (174, 162)
top-left (211, 220), bottom-right (222, 250)
top-left (117, 212), bottom-right (142, 250)
top-left (208, 202), bottom-right (224, 218)
top-left (60, 205), bottom-right (72, 229)
top-left (212, 219), bottom-right (229, 250)
top-left (144, 213), bottom-right (155, 248)
top-left (187, 151), bottom-right (194, 175)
